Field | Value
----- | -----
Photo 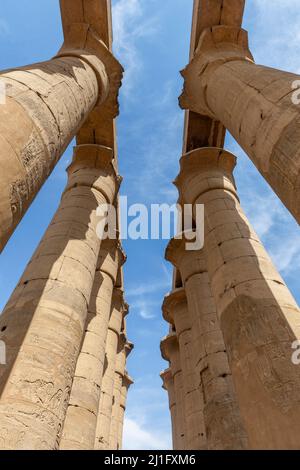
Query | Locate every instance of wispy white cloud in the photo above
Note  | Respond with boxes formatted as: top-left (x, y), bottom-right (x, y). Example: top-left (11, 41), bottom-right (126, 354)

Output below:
top-left (246, 1), bottom-right (300, 73)
top-left (112, 0), bottom-right (159, 97)
top-left (123, 382), bottom-right (172, 450)
top-left (127, 279), bottom-right (171, 298)
top-left (123, 417), bottom-right (171, 450)
top-left (126, 261), bottom-right (173, 320)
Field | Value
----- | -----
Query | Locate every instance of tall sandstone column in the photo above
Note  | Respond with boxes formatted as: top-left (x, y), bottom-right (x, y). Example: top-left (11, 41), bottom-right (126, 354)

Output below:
top-left (109, 341), bottom-right (134, 450)
top-left (175, 147), bottom-right (300, 449)
top-left (161, 334), bottom-right (186, 450)
top-left (165, 238), bottom-right (248, 450)
top-left (0, 21), bottom-right (122, 251)
top-left (94, 288), bottom-right (128, 450)
top-left (162, 289), bottom-right (207, 450)
top-left (180, 25), bottom-right (300, 223)
top-left (60, 239), bottom-right (126, 450)
top-left (161, 369), bottom-right (177, 450)
top-left (0, 144), bottom-right (120, 450)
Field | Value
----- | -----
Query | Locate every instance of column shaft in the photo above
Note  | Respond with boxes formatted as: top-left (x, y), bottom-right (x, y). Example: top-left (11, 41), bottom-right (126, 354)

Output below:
top-left (161, 369), bottom-right (177, 450)
top-left (185, 273), bottom-right (248, 449)
top-left (161, 334), bottom-right (186, 450)
top-left (0, 145), bottom-right (118, 449)
top-left (176, 147), bottom-right (300, 449)
top-left (117, 374), bottom-right (133, 450)
top-left (94, 289), bottom-right (126, 450)
top-left (109, 341), bottom-right (133, 450)
top-left (60, 240), bottom-right (124, 449)
top-left (163, 290), bottom-right (207, 450)
top-left (180, 25), bottom-right (300, 222)
top-left (0, 54), bottom-right (108, 251)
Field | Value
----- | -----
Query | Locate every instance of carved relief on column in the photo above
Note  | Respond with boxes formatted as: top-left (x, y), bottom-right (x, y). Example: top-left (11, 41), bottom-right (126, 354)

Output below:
top-left (161, 334), bottom-right (186, 450)
top-left (175, 147), bottom-right (300, 449)
top-left (162, 288), bottom-right (207, 450)
top-left (94, 288), bottom-right (128, 450)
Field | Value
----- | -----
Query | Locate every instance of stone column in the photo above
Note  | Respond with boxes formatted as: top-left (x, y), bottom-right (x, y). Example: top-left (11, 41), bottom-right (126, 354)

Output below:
top-left (0, 21), bottom-right (124, 251)
top-left (175, 146), bottom-right (300, 449)
top-left (60, 239), bottom-right (126, 449)
top-left (109, 341), bottom-right (134, 450)
top-left (165, 238), bottom-right (248, 450)
top-left (180, 25), bottom-right (300, 223)
top-left (94, 288), bottom-right (128, 450)
top-left (161, 369), bottom-right (177, 450)
top-left (117, 373), bottom-right (134, 450)
top-left (161, 334), bottom-right (186, 450)
top-left (162, 289), bottom-right (207, 450)
top-left (0, 144), bottom-right (120, 450)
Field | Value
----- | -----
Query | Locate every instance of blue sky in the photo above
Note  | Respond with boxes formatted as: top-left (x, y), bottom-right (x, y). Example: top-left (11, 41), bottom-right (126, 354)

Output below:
top-left (0, 0), bottom-right (300, 450)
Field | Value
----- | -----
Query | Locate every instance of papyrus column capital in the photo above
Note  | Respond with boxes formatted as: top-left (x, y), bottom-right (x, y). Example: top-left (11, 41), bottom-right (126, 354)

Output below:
top-left (109, 289), bottom-right (129, 336)
top-left (122, 373), bottom-right (134, 393)
top-left (162, 288), bottom-right (190, 337)
top-left (175, 147), bottom-right (238, 205)
top-left (96, 238), bottom-right (127, 282)
top-left (115, 341), bottom-right (134, 377)
top-left (161, 334), bottom-right (181, 377)
top-left (165, 232), bottom-right (206, 281)
top-left (180, 25), bottom-right (253, 116)
top-left (56, 23), bottom-right (123, 116)
top-left (160, 368), bottom-right (173, 392)
top-left (66, 144), bottom-right (122, 203)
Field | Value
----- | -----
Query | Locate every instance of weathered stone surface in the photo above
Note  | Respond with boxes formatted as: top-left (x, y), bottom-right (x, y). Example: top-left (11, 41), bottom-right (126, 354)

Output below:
top-left (180, 24), bottom-right (300, 223)
top-left (176, 147), bottom-right (300, 449)
top-left (0, 0), bottom-right (125, 253)
top-left (161, 334), bottom-right (186, 450)
top-left (94, 289), bottom-right (128, 450)
top-left (117, 373), bottom-right (134, 450)
top-left (163, 289), bottom-right (207, 450)
top-left (60, 238), bottom-right (125, 450)
top-left (165, 240), bottom-right (247, 450)
top-left (109, 341), bottom-right (133, 450)
top-left (161, 369), bottom-right (177, 449)
top-left (0, 57), bottom-right (104, 253)
top-left (0, 145), bottom-right (119, 450)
